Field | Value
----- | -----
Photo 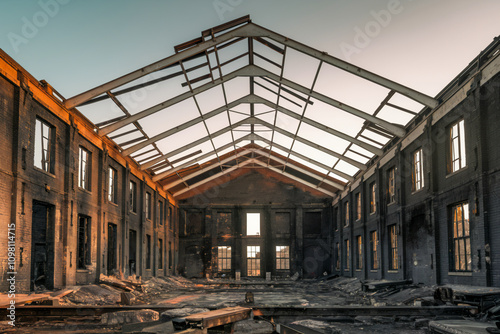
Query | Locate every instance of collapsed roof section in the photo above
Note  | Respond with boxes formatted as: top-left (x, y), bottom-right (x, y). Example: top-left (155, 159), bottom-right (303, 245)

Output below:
top-left (64, 15), bottom-right (438, 198)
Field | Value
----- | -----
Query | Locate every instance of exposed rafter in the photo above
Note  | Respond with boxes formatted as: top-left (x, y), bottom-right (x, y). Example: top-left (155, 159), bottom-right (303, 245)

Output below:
top-left (65, 16), bottom-right (439, 199)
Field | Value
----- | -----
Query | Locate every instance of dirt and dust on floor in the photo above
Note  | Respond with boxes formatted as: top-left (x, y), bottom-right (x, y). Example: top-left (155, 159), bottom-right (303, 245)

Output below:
top-left (2, 274), bottom-right (500, 333)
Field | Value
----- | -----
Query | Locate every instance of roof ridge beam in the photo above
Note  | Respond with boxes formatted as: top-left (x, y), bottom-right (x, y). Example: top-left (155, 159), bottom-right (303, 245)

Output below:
top-left (245, 23), bottom-right (439, 109)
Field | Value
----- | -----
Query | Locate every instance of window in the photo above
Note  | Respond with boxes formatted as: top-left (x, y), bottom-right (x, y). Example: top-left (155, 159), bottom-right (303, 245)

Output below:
top-left (344, 201), bottom-right (349, 227)
top-left (334, 207), bottom-right (339, 231)
top-left (344, 239), bottom-right (350, 271)
top-left (218, 246), bottom-right (231, 271)
top-left (129, 181), bottom-right (137, 212)
top-left (335, 242), bottom-right (340, 270)
top-left (34, 118), bottom-right (54, 173)
top-left (448, 119), bottom-right (467, 173)
top-left (247, 246), bottom-right (260, 276)
top-left (355, 193), bottom-right (361, 221)
top-left (168, 241), bottom-right (172, 269)
top-left (356, 235), bottom-right (363, 270)
top-left (158, 238), bottom-right (163, 269)
top-left (145, 192), bottom-right (151, 220)
top-left (412, 148), bottom-right (424, 192)
top-left (146, 234), bottom-right (151, 270)
top-left (387, 168), bottom-right (395, 204)
top-left (389, 225), bottom-right (399, 270)
top-left (78, 147), bottom-right (91, 191)
top-left (276, 246), bottom-right (290, 270)
top-left (158, 201), bottom-right (163, 225)
top-left (451, 203), bottom-right (471, 272)
top-left (370, 231), bottom-right (379, 270)
top-left (77, 215), bottom-right (91, 269)
top-left (108, 167), bottom-right (117, 203)
top-left (246, 213), bottom-right (260, 235)
top-left (168, 206), bottom-right (173, 230)
top-left (370, 182), bottom-right (376, 214)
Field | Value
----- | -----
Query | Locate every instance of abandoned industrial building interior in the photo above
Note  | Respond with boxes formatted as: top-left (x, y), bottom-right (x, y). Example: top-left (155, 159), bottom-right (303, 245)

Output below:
top-left (1, 14), bottom-right (500, 331)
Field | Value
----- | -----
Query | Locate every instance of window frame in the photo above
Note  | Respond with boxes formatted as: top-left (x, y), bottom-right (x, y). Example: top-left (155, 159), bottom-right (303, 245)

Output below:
top-left (146, 234), bottom-right (151, 270)
top-left (247, 245), bottom-right (261, 276)
top-left (450, 202), bottom-right (471, 272)
top-left (145, 192), bottom-right (152, 220)
top-left (448, 119), bottom-right (467, 174)
top-left (344, 201), bottom-right (349, 227)
top-left (158, 238), bottom-right (163, 269)
top-left (344, 239), bottom-right (350, 271)
top-left (218, 246), bottom-right (232, 271)
top-left (370, 230), bottom-right (379, 270)
top-left (129, 180), bottom-right (137, 213)
top-left (108, 167), bottom-right (117, 204)
top-left (276, 245), bottom-right (290, 270)
top-left (34, 118), bottom-right (54, 174)
top-left (355, 193), bottom-right (361, 221)
top-left (412, 148), bottom-right (424, 192)
top-left (78, 147), bottom-right (91, 191)
top-left (335, 242), bottom-right (340, 270)
top-left (356, 235), bottom-right (363, 270)
top-left (369, 182), bottom-right (377, 214)
top-left (77, 215), bottom-right (91, 269)
top-left (387, 167), bottom-right (395, 204)
top-left (389, 224), bottom-right (399, 270)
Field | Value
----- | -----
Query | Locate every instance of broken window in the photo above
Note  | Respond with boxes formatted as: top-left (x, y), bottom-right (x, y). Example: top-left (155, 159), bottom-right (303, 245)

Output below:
top-left (451, 202), bottom-right (471, 272)
top-left (158, 238), bottom-right (163, 269)
top-left (246, 213), bottom-right (260, 236)
top-left (448, 119), bottom-right (467, 173)
top-left (247, 246), bottom-right (260, 276)
top-left (108, 167), bottom-right (117, 203)
top-left (344, 201), bottom-right (349, 227)
top-left (77, 215), bottom-right (91, 269)
top-left (78, 147), bottom-right (91, 191)
top-left (370, 230), bottom-right (379, 270)
top-left (146, 234), bottom-right (151, 270)
top-left (412, 148), bottom-right (424, 192)
top-left (218, 246), bottom-right (231, 271)
top-left (356, 235), bottom-right (363, 270)
top-left (145, 192), bottom-right (151, 220)
top-left (355, 193), bottom-right (361, 221)
top-left (129, 181), bottom-right (137, 213)
top-left (389, 225), bottom-right (399, 270)
top-left (34, 118), bottom-right (54, 173)
top-left (276, 246), bottom-right (290, 270)
top-left (387, 168), bottom-right (395, 204)
top-left (344, 239), bottom-right (350, 271)
top-left (369, 182), bottom-right (376, 214)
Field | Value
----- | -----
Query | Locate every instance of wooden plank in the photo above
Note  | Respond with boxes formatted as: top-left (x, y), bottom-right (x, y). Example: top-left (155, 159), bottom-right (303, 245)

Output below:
top-left (185, 306), bottom-right (251, 329)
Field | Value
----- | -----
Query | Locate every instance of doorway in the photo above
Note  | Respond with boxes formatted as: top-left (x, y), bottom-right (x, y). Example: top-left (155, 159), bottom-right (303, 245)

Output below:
top-left (31, 201), bottom-right (55, 291)
top-left (107, 223), bottom-right (117, 274)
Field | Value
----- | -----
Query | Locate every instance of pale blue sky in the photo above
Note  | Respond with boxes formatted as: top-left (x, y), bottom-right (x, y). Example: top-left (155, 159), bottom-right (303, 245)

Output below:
top-left (1, 0), bottom-right (499, 98)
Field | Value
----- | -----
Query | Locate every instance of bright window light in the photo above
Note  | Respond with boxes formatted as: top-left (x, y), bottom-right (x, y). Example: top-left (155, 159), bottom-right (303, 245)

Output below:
top-left (247, 213), bottom-right (260, 236)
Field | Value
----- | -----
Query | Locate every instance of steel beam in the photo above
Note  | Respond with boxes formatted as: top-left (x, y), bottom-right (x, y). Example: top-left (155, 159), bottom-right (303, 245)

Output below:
top-left (152, 135), bottom-right (251, 182)
top-left (244, 23), bottom-right (439, 109)
top-left (163, 149), bottom-right (253, 190)
top-left (251, 148), bottom-right (344, 190)
top-left (98, 65), bottom-right (252, 136)
top-left (63, 23), bottom-right (256, 109)
top-left (239, 65), bottom-right (407, 137)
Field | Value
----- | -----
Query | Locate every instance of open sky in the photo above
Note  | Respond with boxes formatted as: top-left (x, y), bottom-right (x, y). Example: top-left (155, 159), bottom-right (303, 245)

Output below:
top-left (1, 0), bottom-right (499, 98)
top-left (1, 0), bottom-right (500, 182)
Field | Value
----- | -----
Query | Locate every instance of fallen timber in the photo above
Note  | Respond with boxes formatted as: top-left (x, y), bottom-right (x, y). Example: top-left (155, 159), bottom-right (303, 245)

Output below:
top-left (1, 304), bottom-right (477, 322)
